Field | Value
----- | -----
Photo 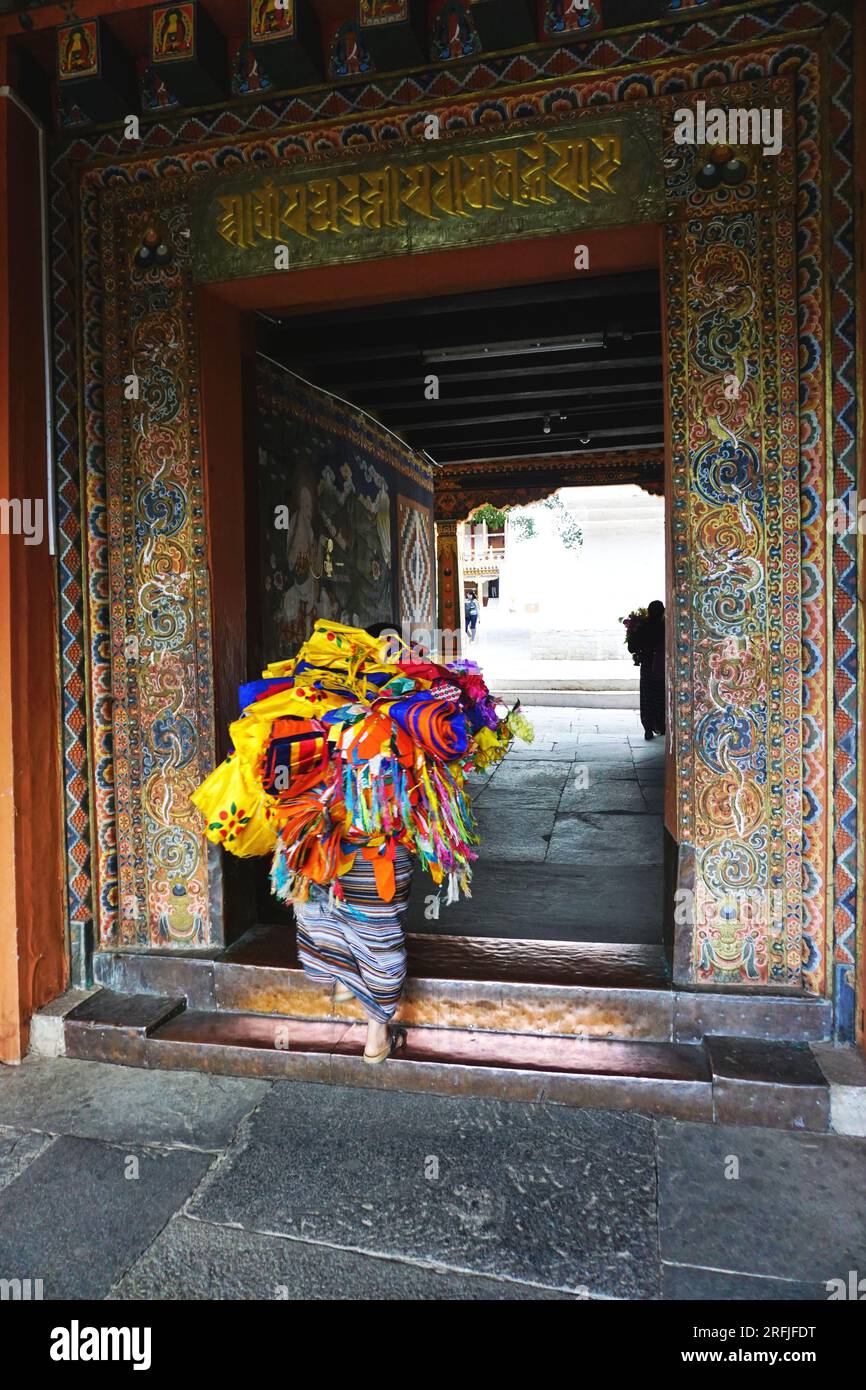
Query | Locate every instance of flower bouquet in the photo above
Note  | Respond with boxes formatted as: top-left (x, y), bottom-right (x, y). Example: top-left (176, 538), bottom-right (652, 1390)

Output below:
top-left (620, 607), bottom-right (648, 666)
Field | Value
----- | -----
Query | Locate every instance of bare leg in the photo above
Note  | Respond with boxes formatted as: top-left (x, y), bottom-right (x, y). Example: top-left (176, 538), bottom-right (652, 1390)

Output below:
top-left (365, 1018), bottom-right (389, 1056)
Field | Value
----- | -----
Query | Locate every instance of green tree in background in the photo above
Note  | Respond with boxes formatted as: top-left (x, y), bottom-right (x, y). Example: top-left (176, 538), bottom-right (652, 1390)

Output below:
top-left (469, 503), bottom-right (508, 530)
top-left (468, 496), bottom-right (582, 550)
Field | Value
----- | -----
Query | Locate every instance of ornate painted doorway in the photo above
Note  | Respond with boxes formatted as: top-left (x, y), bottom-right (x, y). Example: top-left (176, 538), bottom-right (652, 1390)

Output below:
top-left (52, 23), bottom-right (857, 1032)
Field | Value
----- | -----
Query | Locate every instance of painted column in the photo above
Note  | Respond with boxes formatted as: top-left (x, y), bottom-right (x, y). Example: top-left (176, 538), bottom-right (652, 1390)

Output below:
top-left (93, 188), bottom-right (221, 950)
top-left (663, 81), bottom-right (803, 988)
top-left (435, 519), bottom-right (463, 658)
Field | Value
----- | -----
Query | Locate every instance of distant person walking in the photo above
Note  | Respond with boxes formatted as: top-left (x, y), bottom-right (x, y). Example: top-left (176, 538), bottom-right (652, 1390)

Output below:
top-left (628, 599), bottom-right (666, 740)
top-left (465, 593), bottom-right (479, 641)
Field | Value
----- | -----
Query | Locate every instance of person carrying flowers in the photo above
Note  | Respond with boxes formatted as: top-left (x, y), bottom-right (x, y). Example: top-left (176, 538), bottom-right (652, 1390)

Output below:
top-left (623, 600), bottom-right (666, 740)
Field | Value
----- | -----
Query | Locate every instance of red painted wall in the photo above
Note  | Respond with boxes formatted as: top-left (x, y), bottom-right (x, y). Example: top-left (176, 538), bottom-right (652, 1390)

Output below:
top-left (198, 292), bottom-right (255, 759)
top-left (855, 0), bottom-right (865, 1046)
top-left (0, 83), bottom-right (67, 1061)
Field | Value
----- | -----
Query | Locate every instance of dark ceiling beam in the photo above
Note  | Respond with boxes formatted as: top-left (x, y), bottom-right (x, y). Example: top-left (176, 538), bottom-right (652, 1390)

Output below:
top-left (314, 353), bottom-right (664, 395)
top-left (397, 402), bottom-right (661, 433)
top-left (264, 271), bottom-right (662, 332)
top-left (429, 425), bottom-right (664, 463)
top-left (281, 325), bottom-right (659, 369)
top-left (379, 382), bottom-right (664, 411)
top-left (262, 268), bottom-right (663, 472)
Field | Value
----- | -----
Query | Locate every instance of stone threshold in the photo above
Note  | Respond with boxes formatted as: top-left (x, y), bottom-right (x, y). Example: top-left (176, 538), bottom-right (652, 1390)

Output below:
top-left (92, 927), bottom-right (832, 1047)
top-left (56, 987), bottom-right (835, 1133)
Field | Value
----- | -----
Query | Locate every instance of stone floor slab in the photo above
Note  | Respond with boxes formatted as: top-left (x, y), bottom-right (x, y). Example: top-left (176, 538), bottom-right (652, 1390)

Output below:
top-left (657, 1120), bottom-right (866, 1283)
top-left (406, 863), bottom-right (664, 943)
top-left (640, 787), bottom-right (665, 811)
top-left (661, 1264), bottom-right (829, 1301)
top-left (561, 744), bottom-right (637, 763)
top-left (546, 813), bottom-right (665, 866)
top-left (0, 1125), bottom-right (55, 1194)
top-left (483, 759), bottom-right (573, 793)
top-left (0, 1134), bottom-right (212, 1300)
top-left (474, 804), bottom-right (557, 862)
top-left (110, 1214), bottom-right (579, 1300)
top-left (559, 782), bottom-right (650, 814)
top-left (0, 1055), bottom-right (270, 1150)
top-left (499, 748), bottom-right (581, 762)
top-left (187, 1083), bottom-right (659, 1298)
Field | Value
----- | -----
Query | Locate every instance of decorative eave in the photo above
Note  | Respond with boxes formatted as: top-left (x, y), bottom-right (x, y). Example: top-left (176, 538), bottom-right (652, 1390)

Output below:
top-left (433, 447), bottom-right (665, 519)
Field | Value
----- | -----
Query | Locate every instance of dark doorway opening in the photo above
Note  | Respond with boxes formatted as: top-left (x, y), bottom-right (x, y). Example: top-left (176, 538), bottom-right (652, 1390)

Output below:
top-left (233, 267), bottom-right (668, 962)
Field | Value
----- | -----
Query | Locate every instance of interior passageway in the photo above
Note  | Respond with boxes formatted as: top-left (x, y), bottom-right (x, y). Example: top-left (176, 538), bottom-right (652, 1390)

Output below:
top-left (406, 705), bottom-right (665, 946)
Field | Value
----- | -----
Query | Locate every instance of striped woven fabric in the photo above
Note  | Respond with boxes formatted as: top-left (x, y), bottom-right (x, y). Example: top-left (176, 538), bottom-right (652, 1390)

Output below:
top-left (293, 843), bottom-right (414, 1022)
top-left (374, 691), bottom-right (469, 761)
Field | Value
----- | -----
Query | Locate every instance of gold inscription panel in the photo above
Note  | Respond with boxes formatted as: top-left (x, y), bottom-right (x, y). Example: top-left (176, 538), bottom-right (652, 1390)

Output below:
top-left (191, 107), bottom-right (664, 282)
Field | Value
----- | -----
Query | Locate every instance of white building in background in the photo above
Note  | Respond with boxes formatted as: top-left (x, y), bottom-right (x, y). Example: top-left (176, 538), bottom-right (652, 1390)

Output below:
top-left (495, 484), bottom-right (666, 660)
top-left (462, 514), bottom-right (506, 602)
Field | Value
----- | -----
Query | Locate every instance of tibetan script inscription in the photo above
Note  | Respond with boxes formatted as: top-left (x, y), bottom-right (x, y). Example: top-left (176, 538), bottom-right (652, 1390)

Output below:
top-left (191, 109), bottom-right (663, 282)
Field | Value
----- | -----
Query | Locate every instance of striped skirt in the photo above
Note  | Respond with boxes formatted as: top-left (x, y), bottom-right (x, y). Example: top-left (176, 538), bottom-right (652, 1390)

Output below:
top-left (292, 844), bottom-right (413, 1023)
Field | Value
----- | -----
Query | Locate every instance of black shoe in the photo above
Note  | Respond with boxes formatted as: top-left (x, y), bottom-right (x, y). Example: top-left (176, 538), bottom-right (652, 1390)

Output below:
top-left (643, 730), bottom-right (654, 740)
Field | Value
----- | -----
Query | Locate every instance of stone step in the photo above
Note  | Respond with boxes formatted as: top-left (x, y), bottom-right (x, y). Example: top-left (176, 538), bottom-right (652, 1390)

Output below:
top-left (94, 927), bottom-right (832, 1046)
top-left (495, 690), bottom-right (640, 708)
top-left (63, 989), bottom-right (185, 1064)
top-left (495, 678), bottom-right (639, 691)
top-left (62, 989), bottom-right (831, 1130)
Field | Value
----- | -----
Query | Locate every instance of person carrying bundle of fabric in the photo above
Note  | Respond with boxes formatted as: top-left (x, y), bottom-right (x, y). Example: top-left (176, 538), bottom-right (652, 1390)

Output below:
top-left (191, 618), bottom-right (533, 1064)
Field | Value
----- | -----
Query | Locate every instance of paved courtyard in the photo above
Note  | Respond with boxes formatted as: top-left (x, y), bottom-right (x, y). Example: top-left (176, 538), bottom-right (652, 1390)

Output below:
top-left (0, 1056), bottom-right (864, 1300)
top-left (407, 704), bottom-right (666, 944)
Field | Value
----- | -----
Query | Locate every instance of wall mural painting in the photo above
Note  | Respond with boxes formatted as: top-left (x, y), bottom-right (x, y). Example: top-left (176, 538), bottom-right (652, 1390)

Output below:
top-left (663, 0), bottom-right (719, 12)
top-left (543, 2), bottom-right (602, 38)
top-left (397, 495), bottom-right (435, 627)
top-left (151, 5), bottom-right (196, 61)
top-left (329, 22), bottom-right (373, 78)
top-left (57, 21), bottom-right (99, 80)
top-left (430, 2), bottom-right (481, 61)
top-left (359, 1), bottom-right (408, 27)
top-left (51, 2), bottom-right (857, 1032)
top-left (256, 364), bottom-right (397, 662)
top-left (251, 0), bottom-right (295, 41)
